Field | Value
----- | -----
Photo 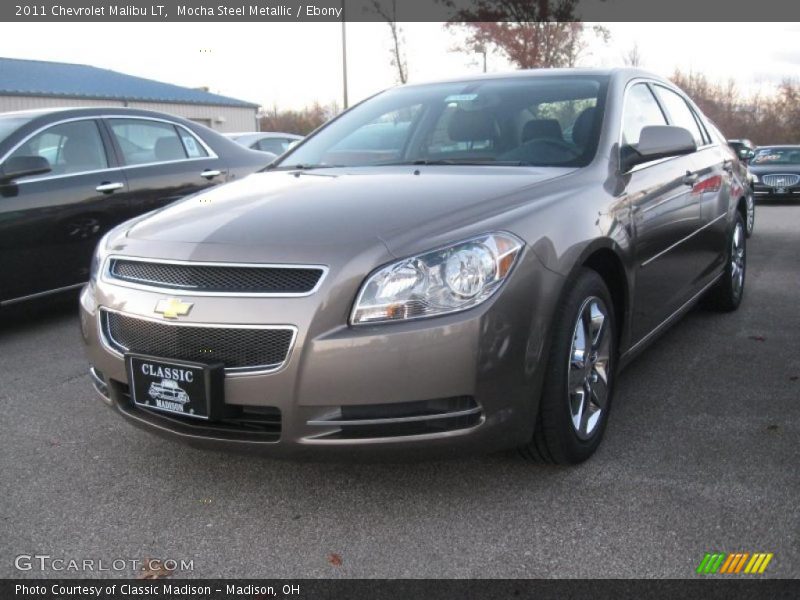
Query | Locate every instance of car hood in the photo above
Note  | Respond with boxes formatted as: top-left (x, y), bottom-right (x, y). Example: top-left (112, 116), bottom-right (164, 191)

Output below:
top-left (123, 166), bottom-right (573, 259)
top-left (749, 164), bottom-right (800, 176)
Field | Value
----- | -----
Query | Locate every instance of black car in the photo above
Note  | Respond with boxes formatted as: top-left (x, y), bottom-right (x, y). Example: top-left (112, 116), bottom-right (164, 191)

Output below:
top-left (0, 107), bottom-right (269, 306)
top-left (750, 146), bottom-right (800, 201)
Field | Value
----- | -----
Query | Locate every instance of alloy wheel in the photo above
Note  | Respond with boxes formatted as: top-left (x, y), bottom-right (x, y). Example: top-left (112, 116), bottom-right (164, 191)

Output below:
top-left (731, 222), bottom-right (745, 297)
top-left (567, 297), bottom-right (611, 440)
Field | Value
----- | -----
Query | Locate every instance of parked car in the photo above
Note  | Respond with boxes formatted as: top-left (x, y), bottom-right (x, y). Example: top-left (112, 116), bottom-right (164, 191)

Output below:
top-left (749, 145), bottom-right (800, 201)
top-left (0, 107), bottom-right (270, 306)
top-left (225, 132), bottom-right (301, 156)
top-left (82, 68), bottom-right (749, 464)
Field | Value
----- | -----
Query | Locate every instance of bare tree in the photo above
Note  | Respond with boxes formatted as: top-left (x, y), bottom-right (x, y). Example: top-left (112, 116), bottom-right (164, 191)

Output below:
top-left (671, 69), bottom-right (800, 144)
top-left (371, 0), bottom-right (408, 84)
top-left (259, 102), bottom-right (332, 136)
top-left (622, 42), bottom-right (642, 67)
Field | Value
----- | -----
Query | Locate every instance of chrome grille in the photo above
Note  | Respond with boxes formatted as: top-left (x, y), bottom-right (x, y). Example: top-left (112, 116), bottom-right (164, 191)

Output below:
top-left (108, 258), bottom-right (325, 295)
top-left (762, 174), bottom-right (800, 187)
top-left (101, 309), bottom-right (295, 372)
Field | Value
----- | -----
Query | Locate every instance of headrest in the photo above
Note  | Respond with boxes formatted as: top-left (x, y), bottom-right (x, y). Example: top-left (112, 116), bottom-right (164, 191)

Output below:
top-left (572, 107), bottom-right (597, 147)
top-left (522, 119), bottom-right (563, 143)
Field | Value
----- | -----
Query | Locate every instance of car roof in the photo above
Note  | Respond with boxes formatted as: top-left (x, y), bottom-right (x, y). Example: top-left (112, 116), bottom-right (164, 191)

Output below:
top-left (0, 106), bottom-right (199, 123)
top-left (226, 132), bottom-right (301, 139)
top-left (399, 67), bottom-right (668, 90)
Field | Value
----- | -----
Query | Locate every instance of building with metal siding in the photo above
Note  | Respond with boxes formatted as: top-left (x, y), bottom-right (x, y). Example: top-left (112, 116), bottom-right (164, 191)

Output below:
top-left (0, 57), bottom-right (259, 132)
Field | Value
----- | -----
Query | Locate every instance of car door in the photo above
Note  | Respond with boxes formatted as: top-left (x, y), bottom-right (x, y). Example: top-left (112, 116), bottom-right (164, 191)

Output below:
top-left (651, 85), bottom-right (730, 284)
top-left (104, 117), bottom-right (227, 216)
top-left (0, 118), bottom-right (129, 303)
top-left (620, 82), bottom-right (705, 342)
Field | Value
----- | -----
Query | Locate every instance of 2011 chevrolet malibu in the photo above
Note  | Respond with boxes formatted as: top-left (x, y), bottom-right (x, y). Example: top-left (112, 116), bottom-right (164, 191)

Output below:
top-left (80, 68), bottom-right (749, 463)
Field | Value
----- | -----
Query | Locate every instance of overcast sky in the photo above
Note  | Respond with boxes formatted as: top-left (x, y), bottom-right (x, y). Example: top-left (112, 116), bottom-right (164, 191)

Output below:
top-left (1, 22), bottom-right (797, 110)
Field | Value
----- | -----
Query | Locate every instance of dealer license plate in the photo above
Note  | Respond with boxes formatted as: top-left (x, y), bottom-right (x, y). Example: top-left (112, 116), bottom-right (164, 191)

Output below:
top-left (126, 354), bottom-right (223, 420)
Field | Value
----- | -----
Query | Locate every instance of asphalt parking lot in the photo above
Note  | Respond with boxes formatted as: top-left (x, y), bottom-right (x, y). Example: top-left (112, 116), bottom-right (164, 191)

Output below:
top-left (1, 202), bottom-right (798, 579)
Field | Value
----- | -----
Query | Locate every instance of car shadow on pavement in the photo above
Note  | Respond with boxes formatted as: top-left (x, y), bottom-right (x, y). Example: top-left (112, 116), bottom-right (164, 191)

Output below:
top-left (0, 291), bottom-right (79, 334)
top-left (754, 196), bottom-right (799, 207)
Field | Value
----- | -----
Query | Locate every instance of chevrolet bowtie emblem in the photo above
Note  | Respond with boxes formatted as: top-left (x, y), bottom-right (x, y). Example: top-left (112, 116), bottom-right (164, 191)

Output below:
top-left (154, 298), bottom-right (193, 319)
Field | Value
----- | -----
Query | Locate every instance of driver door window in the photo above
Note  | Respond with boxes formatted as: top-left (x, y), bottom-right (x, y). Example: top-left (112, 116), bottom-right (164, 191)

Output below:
top-left (652, 86), bottom-right (707, 147)
top-left (9, 120), bottom-right (108, 176)
top-left (621, 83), bottom-right (667, 146)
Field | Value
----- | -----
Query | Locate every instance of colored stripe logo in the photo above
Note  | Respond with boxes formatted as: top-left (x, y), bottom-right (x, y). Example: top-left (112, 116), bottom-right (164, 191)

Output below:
top-left (696, 552), bottom-right (773, 574)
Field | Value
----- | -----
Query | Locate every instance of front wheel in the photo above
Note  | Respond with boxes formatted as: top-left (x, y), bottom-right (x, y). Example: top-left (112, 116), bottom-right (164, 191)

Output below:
top-left (520, 268), bottom-right (616, 464)
top-left (705, 213), bottom-right (746, 312)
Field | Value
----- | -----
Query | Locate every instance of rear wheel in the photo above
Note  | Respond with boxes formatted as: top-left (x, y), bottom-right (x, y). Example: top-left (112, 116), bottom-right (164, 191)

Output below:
top-left (705, 213), bottom-right (746, 312)
top-left (745, 192), bottom-right (755, 237)
top-left (520, 268), bottom-right (616, 464)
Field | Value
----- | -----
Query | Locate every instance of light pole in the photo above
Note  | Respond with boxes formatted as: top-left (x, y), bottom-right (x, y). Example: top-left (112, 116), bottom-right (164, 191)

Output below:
top-left (478, 45), bottom-right (487, 73)
top-left (341, 0), bottom-right (349, 109)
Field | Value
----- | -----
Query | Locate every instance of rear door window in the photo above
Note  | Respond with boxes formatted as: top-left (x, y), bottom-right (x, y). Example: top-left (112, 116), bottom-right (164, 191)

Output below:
top-left (109, 119), bottom-right (207, 166)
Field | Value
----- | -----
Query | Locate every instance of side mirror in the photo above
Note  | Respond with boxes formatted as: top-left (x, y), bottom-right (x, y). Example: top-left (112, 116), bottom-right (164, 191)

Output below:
top-left (0, 155), bottom-right (51, 184)
top-left (622, 125), bottom-right (697, 172)
top-left (738, 148), bottom-right (750, 159)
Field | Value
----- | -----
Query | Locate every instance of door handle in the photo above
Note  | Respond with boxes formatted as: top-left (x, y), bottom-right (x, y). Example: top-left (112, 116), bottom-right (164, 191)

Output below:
top-left (201, 169), bottom-right (222, 179)
top-left (682, 172), bottom-right (699, 186)
top-left (95, 182), bottom-right (124, 193)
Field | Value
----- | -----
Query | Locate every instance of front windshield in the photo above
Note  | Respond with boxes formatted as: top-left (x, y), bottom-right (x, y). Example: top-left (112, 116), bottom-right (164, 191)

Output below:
top-left (751, 147), bottom-right (800, 166)
top-left (0, 115), bottom-right (35, 146)
top-left (277, 75), bottom-right (608, 169)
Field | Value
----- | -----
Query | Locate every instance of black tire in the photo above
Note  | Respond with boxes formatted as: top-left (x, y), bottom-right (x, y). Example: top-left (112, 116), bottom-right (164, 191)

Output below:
top-left (705, 212), bottom-right (746, 312)
top-left (520, 268), bottom-right (616, 464)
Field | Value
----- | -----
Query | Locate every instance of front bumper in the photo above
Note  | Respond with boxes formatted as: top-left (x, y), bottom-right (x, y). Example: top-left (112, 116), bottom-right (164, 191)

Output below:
top-left (753, 183), bottom-right (800, 198)
top-left (79, 251), bottom-right (560, 457)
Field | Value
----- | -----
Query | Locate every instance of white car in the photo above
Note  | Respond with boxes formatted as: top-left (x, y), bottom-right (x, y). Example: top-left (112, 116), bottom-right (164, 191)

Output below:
top-left (225, 132), bottom-right (302, 156)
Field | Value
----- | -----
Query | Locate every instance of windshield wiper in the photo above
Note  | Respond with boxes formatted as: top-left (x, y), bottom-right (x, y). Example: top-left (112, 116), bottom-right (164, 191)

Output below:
top-left (267, 163), bottom-right (345, 171)
top-left (379, 159), bottom-right (532, 167)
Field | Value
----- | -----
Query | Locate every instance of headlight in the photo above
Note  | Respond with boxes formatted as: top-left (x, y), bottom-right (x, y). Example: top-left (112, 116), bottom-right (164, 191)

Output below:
top-left (751, 174), bottom-right (758, 183)
top-left (351, 232), bottom-right (523, 325)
